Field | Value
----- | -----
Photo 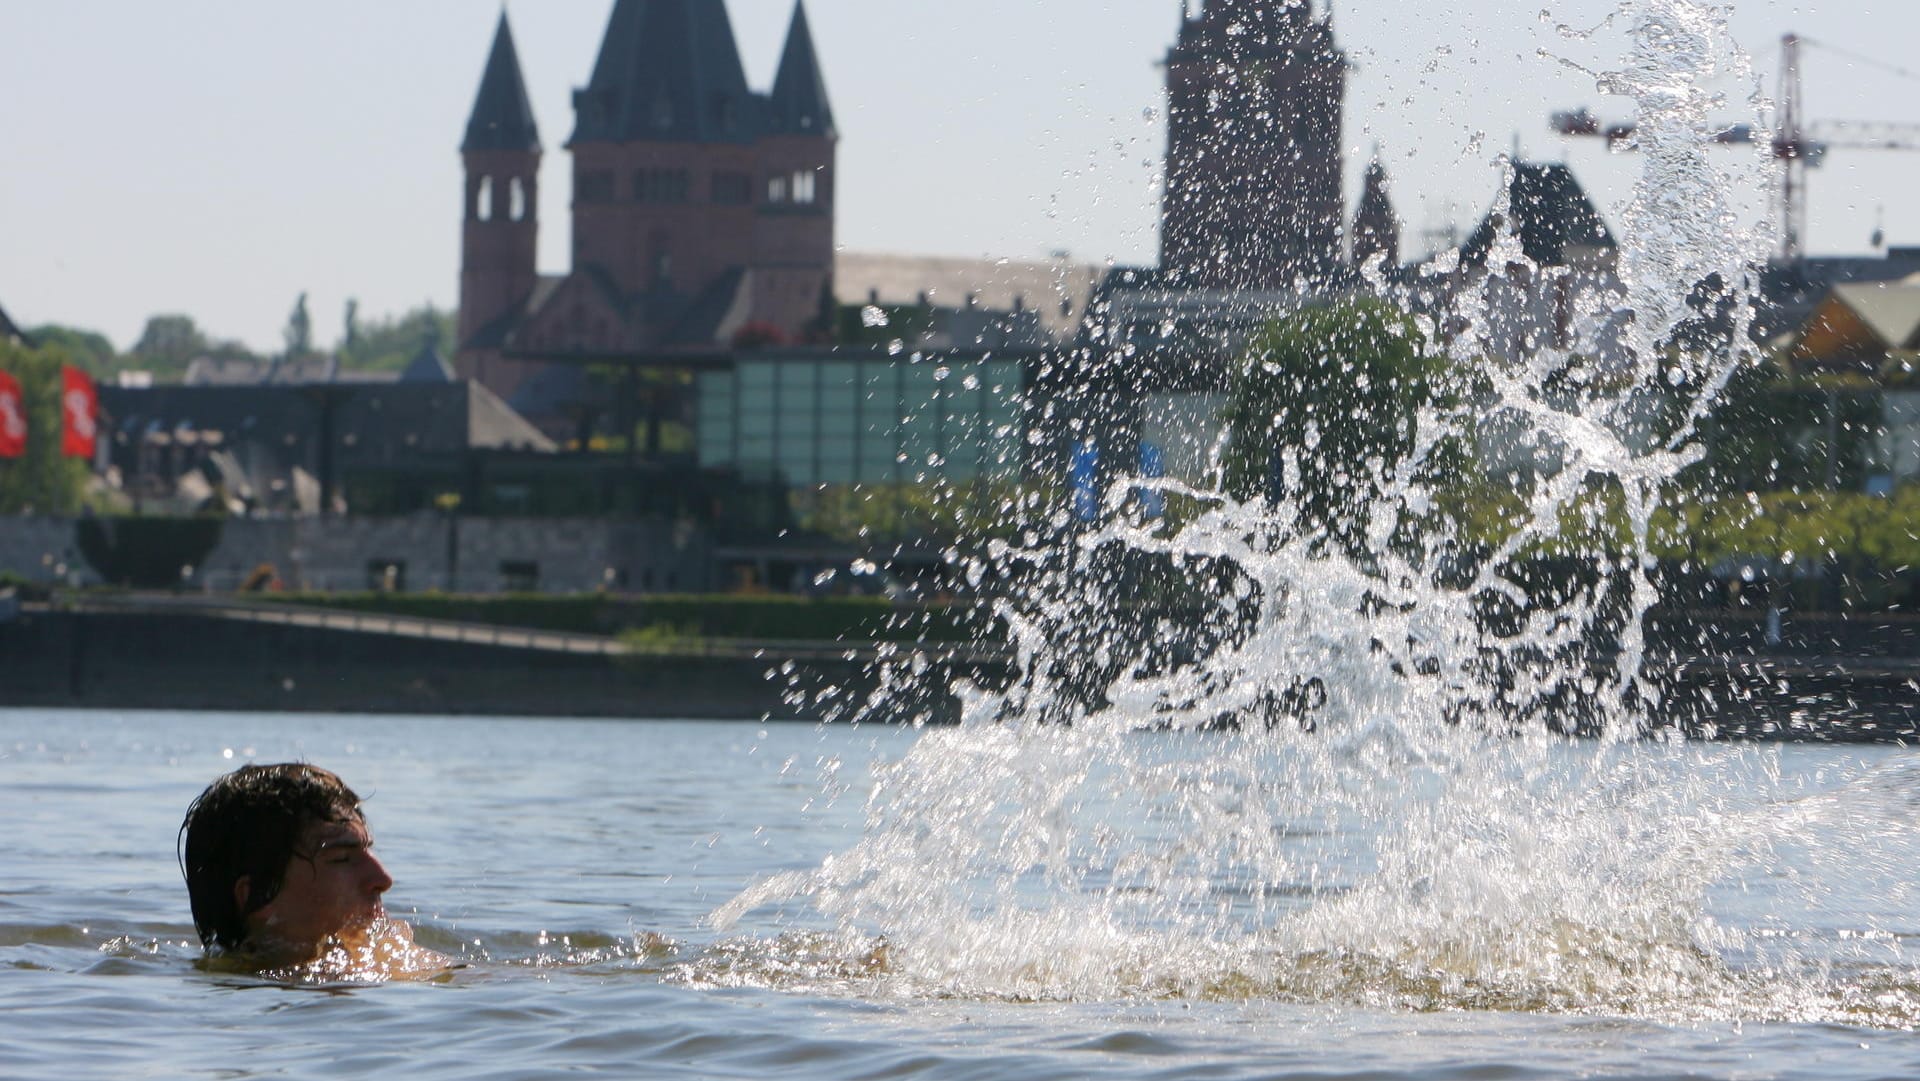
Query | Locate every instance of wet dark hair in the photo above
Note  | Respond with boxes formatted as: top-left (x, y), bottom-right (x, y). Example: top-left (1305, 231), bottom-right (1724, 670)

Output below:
top-left (178, 763), bottom-right (365, 952)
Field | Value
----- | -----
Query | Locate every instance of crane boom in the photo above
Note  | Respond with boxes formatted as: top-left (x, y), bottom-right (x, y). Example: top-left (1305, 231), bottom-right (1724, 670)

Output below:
top-left (1549, 33), bottom-right (1920, 263)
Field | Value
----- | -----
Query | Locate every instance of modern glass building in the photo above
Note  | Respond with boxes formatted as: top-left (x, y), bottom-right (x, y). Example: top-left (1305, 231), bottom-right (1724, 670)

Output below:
top-left (697, 350), bottom-right (1032, 486)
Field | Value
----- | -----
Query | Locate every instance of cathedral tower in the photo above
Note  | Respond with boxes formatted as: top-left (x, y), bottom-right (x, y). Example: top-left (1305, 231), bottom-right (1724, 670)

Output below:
top-left (456, 1), bottom-right (839, 408)
top-left (1161, 0), bottom-right (1347, 290)
top-left (458, 13), bottom-right (543, 365)
top-left (754, 1), bottom-right (839, 335)
top-left (563, 0), bottom-right (836, 342)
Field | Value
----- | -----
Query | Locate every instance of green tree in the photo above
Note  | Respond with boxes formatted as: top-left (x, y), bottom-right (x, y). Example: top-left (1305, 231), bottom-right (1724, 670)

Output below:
top-left (1687, 360), bottom-right (1875, 494)
top-left (337, 304), bottom-right (456, 373)
top-left (0, 339), bottom-right (90, 515)
top-left (126, 314), bottom-right (260, 381)
top-left (283, 292), bottom-right (313, 358)
top-left (131, 314), bottom-right (211, 370)
top-left (1220, 299), bottom-right (1459, 555)
top-left (25, 325), bottom-right (117, 376)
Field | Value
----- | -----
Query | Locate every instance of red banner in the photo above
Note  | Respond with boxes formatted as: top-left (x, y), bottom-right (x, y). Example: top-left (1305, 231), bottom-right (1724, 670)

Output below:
top-left (0, 370), bottom-right (25, 459)
top-left (61, 366), bottom-right (98, 460)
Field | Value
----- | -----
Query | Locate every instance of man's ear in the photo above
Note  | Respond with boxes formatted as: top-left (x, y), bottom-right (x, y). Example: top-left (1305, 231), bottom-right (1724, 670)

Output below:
top-left (232, 875), bottom-right (252, 914)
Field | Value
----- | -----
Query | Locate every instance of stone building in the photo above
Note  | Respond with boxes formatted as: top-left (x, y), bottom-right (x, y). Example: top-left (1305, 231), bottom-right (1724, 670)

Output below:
top-left (456, 1), bottom-right (838, 411)
top-left (1161, 0), bottom-right (1347, 290)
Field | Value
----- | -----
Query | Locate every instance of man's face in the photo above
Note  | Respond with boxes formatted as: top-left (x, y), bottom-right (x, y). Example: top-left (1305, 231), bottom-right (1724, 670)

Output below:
top-left (246, 816), bottom-right (393, 957)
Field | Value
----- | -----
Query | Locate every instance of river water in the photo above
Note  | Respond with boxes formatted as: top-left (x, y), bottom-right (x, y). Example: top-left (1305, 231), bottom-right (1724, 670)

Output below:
top-left (5, 708), bottom-right (1920, 1079)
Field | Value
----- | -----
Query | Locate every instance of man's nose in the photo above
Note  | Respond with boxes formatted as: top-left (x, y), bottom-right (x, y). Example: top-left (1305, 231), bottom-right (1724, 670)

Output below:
top-left (363, 852), bottom-right (394, 895)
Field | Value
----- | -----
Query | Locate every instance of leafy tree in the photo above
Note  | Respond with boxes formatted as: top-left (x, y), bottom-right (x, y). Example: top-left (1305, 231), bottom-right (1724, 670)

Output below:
top-left (131, 314), bottom-right (211, 369)
top-left (1688, 361), bottom-right (1875, 494)
top-left (1220, 299), bottom-right (1460, 556)
top-left (337, 304), bottom-right (456, 373)
top-left (283, 292), bottom-right (313, 358)
top-left (25, 325), bottom-right (117, 376)
top-left (127, 314), bottom-right (259, 381)
top-left (0, 339), bottom-right (90, 515)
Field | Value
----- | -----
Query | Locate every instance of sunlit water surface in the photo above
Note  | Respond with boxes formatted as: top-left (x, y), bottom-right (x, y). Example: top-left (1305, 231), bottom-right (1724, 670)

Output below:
top-left (5, 709), bottom-right (1920, 1080)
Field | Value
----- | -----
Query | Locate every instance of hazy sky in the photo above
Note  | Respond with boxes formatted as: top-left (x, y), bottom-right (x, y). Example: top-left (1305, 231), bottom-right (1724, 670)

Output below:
top-left (4, 1), bottom-right (1916, 354)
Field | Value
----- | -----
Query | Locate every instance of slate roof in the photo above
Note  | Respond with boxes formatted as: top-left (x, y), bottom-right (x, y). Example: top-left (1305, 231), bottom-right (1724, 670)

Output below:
top-left (1462, 162), bottom-right (1616, 268)
top-left (400, 341), bottom-right (456, 384)
top-left (571, 0), bottom-right (759, 145)
top-left (463, 13), bottom-right (542, 154)
top-left (766, 1), bottom-right (835, 138)
top-left (662, 267), bottom-right (751, 346)
top-left (103, 383), bottom-right (554, 462)
top-left (462, 275), bottom-right (567, 352)
top-left (507, 362), bottom-right (592, 421)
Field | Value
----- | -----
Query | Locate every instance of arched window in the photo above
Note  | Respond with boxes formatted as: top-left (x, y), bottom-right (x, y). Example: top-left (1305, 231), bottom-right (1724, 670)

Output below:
top-left (475, 176), bottom-right (494, 222)
top-left (509, 176), bottom-right (528, 222)
top-left (792, 170), bottom-right (817, 205)
top-left (768, 175), bottom-right (788, 204)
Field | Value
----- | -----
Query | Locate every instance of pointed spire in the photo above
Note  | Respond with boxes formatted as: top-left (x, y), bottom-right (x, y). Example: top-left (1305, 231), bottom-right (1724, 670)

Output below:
top-left (1352, 159), bottom-right (1401, 269)
top-left (768, 1), bottom-right (836, 138)
top-left (400, 336), bottom-right (455, 384)
top-left (463, 12), bottom-right (542, 154)
top-left (572, 0), bottom-right (757, 145)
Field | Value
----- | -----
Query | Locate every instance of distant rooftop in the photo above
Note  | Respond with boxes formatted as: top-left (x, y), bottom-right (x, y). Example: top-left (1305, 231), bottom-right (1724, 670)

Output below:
top-left (834, 252), bottom-right (1104, 339)
top-left (1462, 161), bottom-right (1616, 268)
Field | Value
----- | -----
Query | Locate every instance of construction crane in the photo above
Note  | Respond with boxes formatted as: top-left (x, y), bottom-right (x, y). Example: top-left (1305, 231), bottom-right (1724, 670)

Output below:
top-left (1550, 34), bottom-right (1920, 263)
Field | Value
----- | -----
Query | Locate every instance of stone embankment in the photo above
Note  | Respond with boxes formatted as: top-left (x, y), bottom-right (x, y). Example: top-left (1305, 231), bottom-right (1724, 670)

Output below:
top-left (2, 594), bottom-right (1917, 738)
top-left (0, 594), bottom-right (985, 723)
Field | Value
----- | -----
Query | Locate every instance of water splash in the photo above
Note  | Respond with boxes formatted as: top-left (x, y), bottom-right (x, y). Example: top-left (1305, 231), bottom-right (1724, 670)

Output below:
top-left (715, 1), bottom-right (1906, 1023)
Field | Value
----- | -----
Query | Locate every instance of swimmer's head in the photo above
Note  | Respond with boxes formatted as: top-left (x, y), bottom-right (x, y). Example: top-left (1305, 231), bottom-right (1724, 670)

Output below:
top-left (179, 763), bottom-right (391, 955)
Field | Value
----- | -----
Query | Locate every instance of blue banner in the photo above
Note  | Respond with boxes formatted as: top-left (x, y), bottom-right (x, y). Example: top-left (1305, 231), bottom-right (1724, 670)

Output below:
top-left (1071, 438), bottom-right (1100, 523)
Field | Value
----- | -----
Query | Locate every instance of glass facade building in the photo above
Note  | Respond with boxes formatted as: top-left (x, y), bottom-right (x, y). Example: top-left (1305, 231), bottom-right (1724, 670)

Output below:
top-left (697, 351), bottom-right (1029, 486)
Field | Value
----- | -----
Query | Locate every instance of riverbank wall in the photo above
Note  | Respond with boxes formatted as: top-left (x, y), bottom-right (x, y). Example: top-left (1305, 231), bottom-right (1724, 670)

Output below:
top-left (0, 606), bottom-right (971, 723)
top-left (2, 602), bottom-right (1916, 739)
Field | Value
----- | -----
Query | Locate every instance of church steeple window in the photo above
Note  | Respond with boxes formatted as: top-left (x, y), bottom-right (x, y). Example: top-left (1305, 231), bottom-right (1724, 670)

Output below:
top-left (475, 176), bottom-right (495, 222)
top-left (509, 177), bottom-right (529, 222)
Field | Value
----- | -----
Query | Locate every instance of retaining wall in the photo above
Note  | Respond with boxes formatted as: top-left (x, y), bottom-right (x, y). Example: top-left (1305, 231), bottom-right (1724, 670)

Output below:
top-left (0, 516), bottom-right (714, 594)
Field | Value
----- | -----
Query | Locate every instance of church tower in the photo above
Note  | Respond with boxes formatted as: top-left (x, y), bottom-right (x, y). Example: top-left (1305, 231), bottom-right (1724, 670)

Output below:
top-left (458, 13), bottom-right (543, 372)
top-left (755, 1), bottom-right (839, 336)
top-left (454, 0), bottom-right (840, 409)
top-left (1161, 0), bottom-right (1347, 290)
